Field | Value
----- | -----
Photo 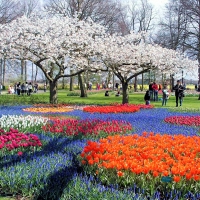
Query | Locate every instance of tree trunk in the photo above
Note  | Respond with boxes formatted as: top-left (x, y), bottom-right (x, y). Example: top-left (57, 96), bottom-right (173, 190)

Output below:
top-left (106, 71), bottom-right (112, 87)
top-left (62, 77), bottom-right (65, 89)
top-left (122, 81), bottom-right (129, 104)
top-left (134, 76), bottom-right (137, 92)
top-left (49, 80), bottom-right (58, 104)
top-left (112, 73), bottom-right (115, 90)
top-left (141, 73), bottom-right (144, 91)
top-left (21, 59), bottom-right (24, 81)
top-left (70, 70), bottom-right (74, 91)
top-left (0, 59), bottom-right (2, 84)
top-left (78, 73), bottom-right (87, 97)
top-left (24, 60), bottom-right (27, 81)
top-left (34, 65), bottom-right (38, 83)
top-left (2, 57), bottom-right (5, 86)
top-left (32, 62), bottom-right (34, 84)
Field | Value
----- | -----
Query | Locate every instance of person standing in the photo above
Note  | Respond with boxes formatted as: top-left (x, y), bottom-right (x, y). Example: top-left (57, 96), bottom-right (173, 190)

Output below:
top-left (173, 80), bottom-right (185, 107)
top-left (21, 83), bottom-right (25, 96)
top-left (162, 84), bottom-right (169, 106)
top-left (17, 82), bottom-right (21, 96)
top-left (115, 82), bottom-right (119, 90)
top-left (27, 82), bottom-right (33, 96)
top-left (152, 82), bottom-right (158, 101)
top-left (25, 82), bottom-right (28, 95)
top-left (14, 83), bottom-right (17, 94)
top-left (149, 82), bottom-right (153, 100)
top-left (44, 83), bottom-right (47, 92)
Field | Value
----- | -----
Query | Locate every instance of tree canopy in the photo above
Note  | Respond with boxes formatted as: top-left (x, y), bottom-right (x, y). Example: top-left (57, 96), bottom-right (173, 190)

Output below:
top-left (0, 15), bottom-right (198, 103)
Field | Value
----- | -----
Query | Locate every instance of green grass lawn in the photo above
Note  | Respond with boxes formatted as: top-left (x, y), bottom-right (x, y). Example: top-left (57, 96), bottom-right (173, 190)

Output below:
top-left (0, 89), bottom-right (199, 110)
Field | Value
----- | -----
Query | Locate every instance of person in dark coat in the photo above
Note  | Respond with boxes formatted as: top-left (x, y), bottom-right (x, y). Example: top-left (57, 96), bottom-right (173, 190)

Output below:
top-left (144, 90), bottom-right (151, 105)
top-left (173, 80), bottom-right (185, 107)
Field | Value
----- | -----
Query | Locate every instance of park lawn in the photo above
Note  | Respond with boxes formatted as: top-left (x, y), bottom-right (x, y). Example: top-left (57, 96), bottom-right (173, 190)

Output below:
top-left (0, 90), bottom-right (199, 110)
top-left (61, 90), bottom-right (200, 110)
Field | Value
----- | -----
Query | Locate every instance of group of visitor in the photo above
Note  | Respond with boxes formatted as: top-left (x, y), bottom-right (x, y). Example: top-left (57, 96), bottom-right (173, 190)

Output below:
top-left (148, 82), bottom-right (163, 101)
top-left (8, 82), bottom-right (33, 96)
top-left (144, 80), bottom-right (186, 107)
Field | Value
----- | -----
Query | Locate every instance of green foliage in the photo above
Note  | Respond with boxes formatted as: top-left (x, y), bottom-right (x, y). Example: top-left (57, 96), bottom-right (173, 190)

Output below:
top-left (66, 92), bottom-right (80, 96)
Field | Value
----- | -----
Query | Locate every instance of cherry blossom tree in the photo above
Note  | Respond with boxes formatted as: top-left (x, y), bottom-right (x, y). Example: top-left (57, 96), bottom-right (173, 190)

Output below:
top-left (95, 32), bottom-right (198, 104)
top-left (0, 15), bottom-right (106, 103)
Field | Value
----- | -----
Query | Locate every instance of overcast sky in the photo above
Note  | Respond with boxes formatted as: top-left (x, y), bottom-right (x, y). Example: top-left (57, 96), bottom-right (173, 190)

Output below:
top-left (149, 0), bottom-right (169, 8)
top-left (148, 0), bottom-right (169, 15)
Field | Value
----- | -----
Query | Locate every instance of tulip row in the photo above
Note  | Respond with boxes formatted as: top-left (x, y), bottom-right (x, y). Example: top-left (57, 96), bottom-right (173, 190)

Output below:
top-left (23, 106), bottom-right (73, 113)
top-left (164, 116), bottom-right (200, 126)
top-left (0, 128), bottom-right (42, 155)
top-left (0, 115), bottom-right (48, 132)
top-left (83, 104), bottom-right (154, 113)
top-left (42, 119), bottom-right (133, 138)
top-left (80, 132), bottom-right (200, 195)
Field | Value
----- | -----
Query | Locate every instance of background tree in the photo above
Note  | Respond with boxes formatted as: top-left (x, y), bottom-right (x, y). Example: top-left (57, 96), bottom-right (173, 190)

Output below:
top-left (153, 0), bottom-right (188, 51)
top-left (154, 0), bottom-right (200, 87)
top-left (19, 0), bottom-right (41, 83)
top-left (0, 0), bottom-right (22, 86)
top-left (179, 0), bottom-right (200, 85)
top-left (44, 0), bottom-right (125, 33)
top-left (127, 0), bottom-right (155, 32)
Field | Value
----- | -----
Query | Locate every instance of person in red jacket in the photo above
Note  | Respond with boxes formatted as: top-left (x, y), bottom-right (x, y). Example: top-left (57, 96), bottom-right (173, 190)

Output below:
top-left (152, 82), bottom-right (158, 101)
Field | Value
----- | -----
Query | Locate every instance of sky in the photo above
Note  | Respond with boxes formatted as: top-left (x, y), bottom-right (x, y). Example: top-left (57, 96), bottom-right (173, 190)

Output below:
top-left (149, 0), bottom-right (169, 9)
top-left (148, 0), bottom-right (169, 16)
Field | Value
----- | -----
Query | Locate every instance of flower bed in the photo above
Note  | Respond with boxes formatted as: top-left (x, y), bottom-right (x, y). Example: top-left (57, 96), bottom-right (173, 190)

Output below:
top-left (83, 104), bottom-right (153, 113)
top-left (0, 106), bottom-right (199, 199)
top-left (80, 132), bottom-right (200, 196)
top-left (0, 115), bottom-right (48, 132)
top-left (0, 128), bottom-right (42, 155)
top-left (23, 106), bottom-right (73, 113)
top-left (41, 115), bottom-right (78, 121)
top-left (42, 119), bottom-right (133, 139)
top-left (164, 116), bottom-right (200, 126)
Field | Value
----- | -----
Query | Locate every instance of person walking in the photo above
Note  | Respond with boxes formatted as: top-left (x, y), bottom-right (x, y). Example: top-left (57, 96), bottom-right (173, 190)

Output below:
top-left (162, 84), bottom-right (169, 106)
top-left (173, 80), bottom-right (185, 107)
